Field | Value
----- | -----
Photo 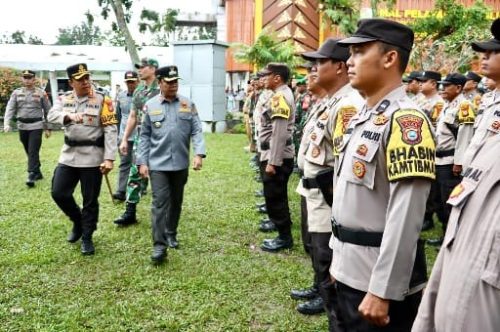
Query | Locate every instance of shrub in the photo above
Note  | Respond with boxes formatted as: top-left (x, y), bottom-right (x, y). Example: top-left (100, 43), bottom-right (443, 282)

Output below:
top-left (0, 67), bottom-right (23, 118)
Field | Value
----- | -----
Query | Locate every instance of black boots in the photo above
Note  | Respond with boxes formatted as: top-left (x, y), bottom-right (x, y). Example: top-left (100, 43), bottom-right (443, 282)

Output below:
top-left (151, 246), bottom-right (167, 264)
top-left (81, 235), bottom-right (95, 255)
top-left (67, 223), bottom-right (82, 243)
top-left (114, 202), bottom-right (138, 226)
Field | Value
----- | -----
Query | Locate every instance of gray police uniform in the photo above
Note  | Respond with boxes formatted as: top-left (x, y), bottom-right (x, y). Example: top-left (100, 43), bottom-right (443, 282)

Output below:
top-left (137, 94), bottom-right (206, 250)
top-left (435, 94), bottom-right (475, 226)
top-left (4, 87), bottom-right (51, 176)
top-left (412, 133), bottom-right (500, 332)
top-left (462, 90), bottom-right (499, 169)
top-left (258, 84), bottom-right (295, 238)
top-left (48, 90), bottom-right (117, 238)
top-left (115, 89), bottom-right (136, 196)
top-left (330, 86), bottom-right (435, 330)
top-left (416, 93), bottom-right (444, 128)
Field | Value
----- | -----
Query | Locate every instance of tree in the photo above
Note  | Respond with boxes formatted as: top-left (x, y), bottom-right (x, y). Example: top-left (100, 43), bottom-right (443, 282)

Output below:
top-left (138, 8), bottom-right (179, 46)
top-left (410, 0), bottom-right (491, 73)
top-left (0, 68), bottom-right (23, 118)
top-left (177, 26), bottom-right (217, 41)
top-left (231, 29), bottom-right (302, 72)
top-left (56, 12), bottom-right (104, 45)
top-left (97, 0), bottom-right (140, 64)
top-left (0, 30), bottom-right (43, 44)
top-left (319, 0), bottom-right (395, 34)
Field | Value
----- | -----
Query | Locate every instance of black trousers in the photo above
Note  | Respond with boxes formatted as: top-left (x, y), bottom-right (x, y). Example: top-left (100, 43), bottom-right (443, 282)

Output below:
top-left (311, 233), bottom-right (333, 289)
top-left (19, 129), bottom-right (42, 174)
top-left (260, 159), bottom-right (294, 237)
top-left (331, 282), bottom-right (422, 332)
top-left (51, 164), bottom-right (102, 237)
top-left (436, 164), bottom-right (462, 231)
top-left (300, 195), bottom-right (312, 256)
top-left (424, 179), bottom-right (446, 223)
top-left (150, 169), bottom-right (189, 249)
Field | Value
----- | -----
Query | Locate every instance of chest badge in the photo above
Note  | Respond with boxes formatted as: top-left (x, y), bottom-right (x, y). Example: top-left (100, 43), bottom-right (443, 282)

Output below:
top-left (373, 114), bottom-right (388, 125)
top-left (491, 120), bottom-right (500, 131)
top-left (319, 112), bottom-right (328, 121)
top-left (310, 132), bottom-right (317, 141)
top-left (353, 160), bottom-right (366, 179)
top-left (356, 144), bottom-right (368, 157)
top-left (311, 146), bottom-right (321, 158)
top-left (154, 121), bottom-right (162, 128)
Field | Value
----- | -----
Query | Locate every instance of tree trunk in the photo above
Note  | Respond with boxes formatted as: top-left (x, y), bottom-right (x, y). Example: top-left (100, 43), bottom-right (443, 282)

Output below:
top-left (110, 0), bottom-right (140, 65)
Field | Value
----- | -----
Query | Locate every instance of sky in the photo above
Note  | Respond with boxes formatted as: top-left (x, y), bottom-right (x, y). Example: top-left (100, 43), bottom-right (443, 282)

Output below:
top-left (0, 0), bottom-right (214, 44)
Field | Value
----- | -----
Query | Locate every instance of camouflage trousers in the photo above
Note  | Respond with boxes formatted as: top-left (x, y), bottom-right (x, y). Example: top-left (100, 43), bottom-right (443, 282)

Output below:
top-left (125, 134), bottom-right (148, 204)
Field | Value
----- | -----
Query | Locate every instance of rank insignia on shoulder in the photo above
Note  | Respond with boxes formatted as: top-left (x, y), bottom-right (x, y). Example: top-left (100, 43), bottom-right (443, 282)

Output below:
top-left (373, 114), bottom-right (389, 125)
top-left (154, 121), bottom-right (162, 128)
top-left (356, 144), bottom-right (368, 157)
top-left (376, 100), bottom-right (390, 113)
top-left (353, 160), bottom-right (366, 179)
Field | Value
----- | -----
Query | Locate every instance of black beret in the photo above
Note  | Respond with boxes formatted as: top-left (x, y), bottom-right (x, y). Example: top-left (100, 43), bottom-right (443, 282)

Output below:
top-left (417, 71), bottom-right (441, 82)
top-left (465, 71), bottom-right (482, 83)
top-left (301, 38), bottom-right (351, 62)
top-left (338, 18), bottom-right (414, 52)
top-left (66, 63), bottom-right (90, 80)
top-left (156, 65), bottom-right (181, 82)
top-left (438, 73), bottom-right (467, 86)
top-left (471, 18), bottom-right (500, 52)
top-left (403, 71), bottom-right (421, 83)
top-left (259, 63), bottom-right (290, 81)
top-left (124, 71), bottom-right (138, 81)
top-left (21, 70), bottom-right (35, 77)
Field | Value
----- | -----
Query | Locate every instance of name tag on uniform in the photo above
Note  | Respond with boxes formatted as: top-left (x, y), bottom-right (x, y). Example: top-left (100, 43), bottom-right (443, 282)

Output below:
top-left (149, 110), bottom-right (162, 116)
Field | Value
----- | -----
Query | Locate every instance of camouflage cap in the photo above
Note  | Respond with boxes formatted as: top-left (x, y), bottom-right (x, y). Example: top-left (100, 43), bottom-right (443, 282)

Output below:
top-left (135, 57), bottom-right (159, 69)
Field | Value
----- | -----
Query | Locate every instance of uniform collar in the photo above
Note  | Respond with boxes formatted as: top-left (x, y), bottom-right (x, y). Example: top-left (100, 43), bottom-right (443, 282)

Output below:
top-left (159, 94), bottom-right (179, 103)
top-left (368, 85), bottom-right (406, 114)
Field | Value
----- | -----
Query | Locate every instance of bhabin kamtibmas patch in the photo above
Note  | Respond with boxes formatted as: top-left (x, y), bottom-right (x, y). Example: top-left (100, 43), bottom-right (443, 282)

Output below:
top-left (386, 109), bottom-right (436, 181)
top-left (271, 93), bottom-right (291, 119)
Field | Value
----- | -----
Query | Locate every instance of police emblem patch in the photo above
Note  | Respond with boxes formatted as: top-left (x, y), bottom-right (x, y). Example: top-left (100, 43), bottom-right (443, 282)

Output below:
top-left (154, 121), bottom-right (162, 128)
top-left (356, 144), bottom-right (368, 157)
top-left (353, 160), bottom-right (366, 179)
top-left (491, 120), bottom-right (500, 131)
top-left (396, 114), bottom-right (424, 145)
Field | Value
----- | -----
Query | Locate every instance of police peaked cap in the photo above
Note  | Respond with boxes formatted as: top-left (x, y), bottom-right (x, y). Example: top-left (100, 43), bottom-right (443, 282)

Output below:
top-left (156, 65), bottom-right (181, 82)
top-left (22, 70), bottom-right (35, 77)
top-left (438, 73), bottom-right (467, 86)
top-left (417, 71), bottom-right (441, 82)
top-left (67, 63), bottom-right (90, 80)
top-left (403, 71), bottom-right (421, 83)
top-left (465, 71), bottom-right (482, 83)
top-left (338, 18), bottom-right (414, 52)
top-left (301, 38), bottom-right (350, 62)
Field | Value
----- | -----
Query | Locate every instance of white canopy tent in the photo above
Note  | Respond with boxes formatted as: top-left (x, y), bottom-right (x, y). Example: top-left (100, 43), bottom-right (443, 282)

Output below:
top-left (0, 44), bottom-right (172, 99)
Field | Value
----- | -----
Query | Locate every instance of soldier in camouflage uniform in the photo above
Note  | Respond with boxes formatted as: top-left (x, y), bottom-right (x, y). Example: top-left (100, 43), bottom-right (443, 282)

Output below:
top-left (4, 70), bottom-right (51, 187)
top-left (114, 58), bottom-right (160, 226)
top-left (48, 63), bottom-right (118, 255)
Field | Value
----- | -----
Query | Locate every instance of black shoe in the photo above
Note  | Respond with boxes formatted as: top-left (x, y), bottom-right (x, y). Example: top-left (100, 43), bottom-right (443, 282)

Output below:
top-left (261, 236), bottom-right (293, 252)
top-left (427, 237), bottom-right (443, 246)
top-left (290, 286), bottom-right (319, 300)
top-left (297, 296), bottom-right (325, 315)
top-left (256, 206), bottom-right (267, 214)
top-left (81, 239), bottom-right (95, 255)
top-left (255, 190), bottom-right (264, 197)
top-left (112, 192), bottom-right (126, 202)
top-left (32, 172), bottom-right (43, 181)
top-left (166, 235), bottom-right (179, 249)
top-left (260, 218), bottom-right (270, 224)
top-left (421, 219), bottom-right (434, 231)
top-left (67, 225), bottom-right (82, 243)
top-left (114, 203), bottom-right (137, 226)
top-left (255, 202), bottom-right (266, 208)
top-left (25, 173), bottom-right (35, 187)
top-left (151, 247), bottom-right (167, 264)
top-left (259, 220), bottom-right (277, 232)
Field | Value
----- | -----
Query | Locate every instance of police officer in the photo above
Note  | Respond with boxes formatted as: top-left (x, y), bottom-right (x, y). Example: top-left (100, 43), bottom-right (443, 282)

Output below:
top-left (294, 39), bottom-right (365, 321)
top-left (415, 71), bottom-right (445, 231)
top-left (114, 57), bottom-right (160, 226)
top-left (463, 71), bottom-right (483, 107)
top-left (462, 20), bottom-right (500, 170)
top-left (113, 70), bottom-right (139, 201)
top-left (48, 63), bottom-right (117, 255)
top-left (137, 65), bottom-right (206, 264)
top-left (4, 70), bottom-right (51, 187)
top-left (258, 63), bottom-right (296, 252)
top-left (329, 19), bottom-right (435, 331)
top-left (403, 71), bottom-right (422, 102)
top-left (428, 73), bottom-right (475, 246)
top-left (412, 134), bottom-right (500, 332)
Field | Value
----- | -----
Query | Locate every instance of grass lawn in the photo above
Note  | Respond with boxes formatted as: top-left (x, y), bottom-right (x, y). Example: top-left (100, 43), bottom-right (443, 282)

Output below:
top-left (0, 131), bottom-right (443, 331)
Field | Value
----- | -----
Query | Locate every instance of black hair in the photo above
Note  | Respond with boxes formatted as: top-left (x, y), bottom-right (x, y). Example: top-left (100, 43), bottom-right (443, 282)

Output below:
top-left (378, 42), bottom-right (410, 74)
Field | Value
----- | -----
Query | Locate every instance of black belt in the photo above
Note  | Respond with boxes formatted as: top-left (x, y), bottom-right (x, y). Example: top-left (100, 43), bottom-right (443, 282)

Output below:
top-left (302, 177), bottom-right (319, 189)
top-left (260, 138), bottom-right (292, 150)
top-left (436, 149), bottom-right (455, 158)
top-left (17, 117), bottom-right (43, 123)
top-left (331, 218), bottom-right (383, 247)
top-left (64, 136), bottom-right (104, 147)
